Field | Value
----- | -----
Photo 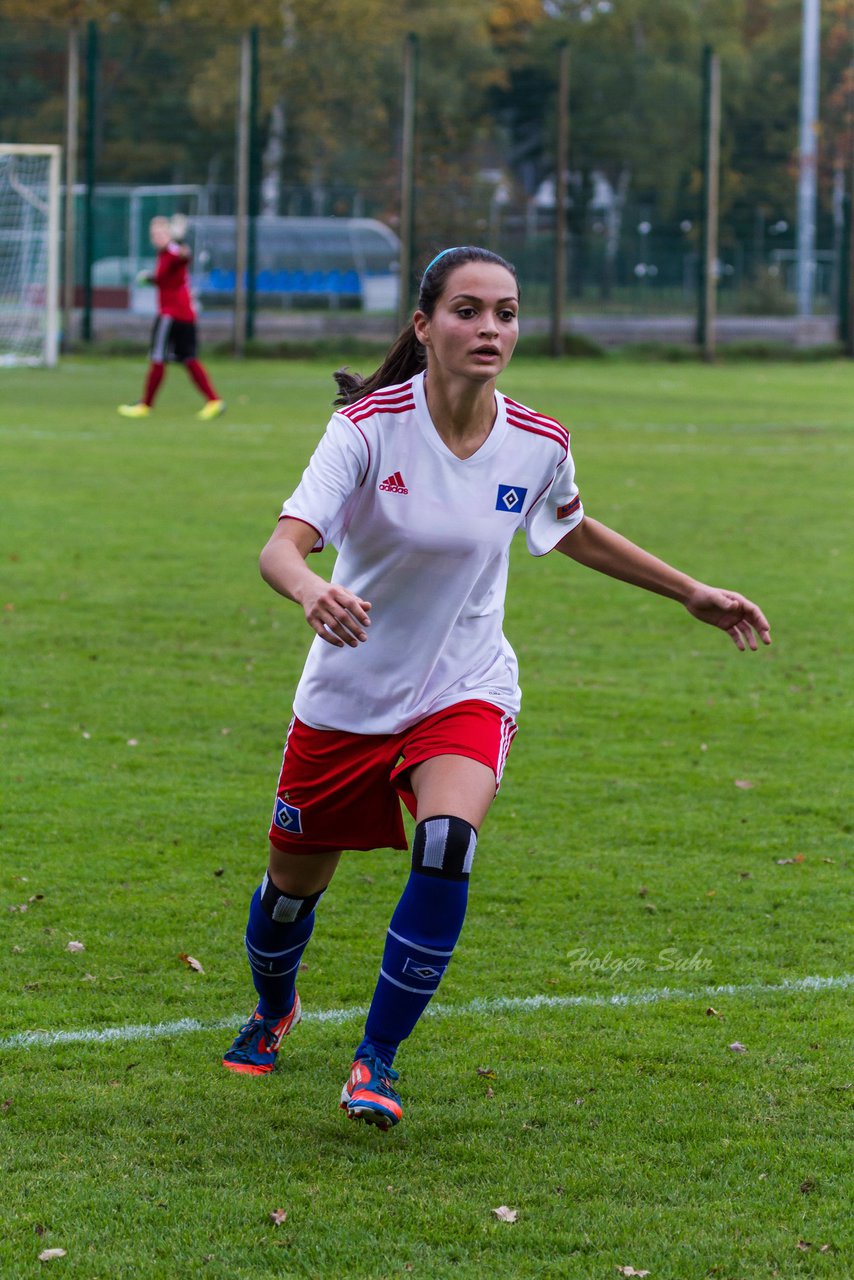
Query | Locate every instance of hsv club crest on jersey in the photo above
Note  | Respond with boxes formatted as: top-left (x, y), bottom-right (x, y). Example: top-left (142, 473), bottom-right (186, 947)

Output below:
top-left (495, 484), bottom-right (528, 513)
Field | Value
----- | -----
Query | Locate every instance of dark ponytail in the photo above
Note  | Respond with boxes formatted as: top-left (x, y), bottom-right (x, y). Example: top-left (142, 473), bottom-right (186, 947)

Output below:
top-left (333, 245), bottom-right (518, 407)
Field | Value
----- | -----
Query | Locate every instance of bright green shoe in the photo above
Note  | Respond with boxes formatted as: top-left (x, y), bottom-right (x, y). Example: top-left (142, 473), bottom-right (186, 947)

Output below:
top-left (197, 398), bottom-right (226, 421)
top-left (118, 403), bottom-right (151, 418)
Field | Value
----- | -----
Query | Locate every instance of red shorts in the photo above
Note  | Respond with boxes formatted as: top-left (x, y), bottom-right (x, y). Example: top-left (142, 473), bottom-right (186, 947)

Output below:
top-left (267, 699), bottom-right (517, 856)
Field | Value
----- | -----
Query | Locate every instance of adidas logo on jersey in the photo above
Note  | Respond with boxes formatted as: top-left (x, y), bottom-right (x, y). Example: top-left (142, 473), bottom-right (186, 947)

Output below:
top-left (379, 471), bottom-right (408, 494)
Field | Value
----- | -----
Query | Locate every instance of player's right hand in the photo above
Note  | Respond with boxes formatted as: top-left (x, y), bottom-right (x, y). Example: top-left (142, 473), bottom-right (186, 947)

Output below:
top-left (135, 270), bottom-right (153, 285)
top-left (303, 583), bottom-right (372, 648)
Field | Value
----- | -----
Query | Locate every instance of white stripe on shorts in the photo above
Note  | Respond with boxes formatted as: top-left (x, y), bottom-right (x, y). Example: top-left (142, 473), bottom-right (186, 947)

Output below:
top-left (150, 314), bottom-right (172, 363)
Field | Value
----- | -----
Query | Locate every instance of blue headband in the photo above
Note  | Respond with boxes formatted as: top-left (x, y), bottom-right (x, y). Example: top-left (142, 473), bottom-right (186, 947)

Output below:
top-left (420, 246), bottom-right (465, 285)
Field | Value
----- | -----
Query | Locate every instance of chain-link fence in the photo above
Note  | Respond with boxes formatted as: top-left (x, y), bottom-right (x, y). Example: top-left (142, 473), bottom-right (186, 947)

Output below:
top-left (1, 12), bottom-right (850, 352)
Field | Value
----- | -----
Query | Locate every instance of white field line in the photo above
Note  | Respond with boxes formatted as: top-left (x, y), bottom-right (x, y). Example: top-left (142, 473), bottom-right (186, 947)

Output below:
top-left (1, 972), bottom-right (851, 1052)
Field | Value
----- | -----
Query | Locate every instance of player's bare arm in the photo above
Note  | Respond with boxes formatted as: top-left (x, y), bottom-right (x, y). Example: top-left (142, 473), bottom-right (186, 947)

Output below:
top-left (556, 515), bottom-right (771, 652)
top-left (259, 517), bottom-right (371, 649)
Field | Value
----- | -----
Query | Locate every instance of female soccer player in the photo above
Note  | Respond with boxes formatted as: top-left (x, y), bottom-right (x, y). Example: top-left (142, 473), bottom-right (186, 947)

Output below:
top-left (222, 246), bottom-right (770, 1130)
top-left (118, 216), bottom-right (224, 421)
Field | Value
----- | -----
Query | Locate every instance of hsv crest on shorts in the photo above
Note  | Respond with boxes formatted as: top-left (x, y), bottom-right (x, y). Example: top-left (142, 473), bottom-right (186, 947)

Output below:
top-left (379, 471), bottom-right (408, 494)
top-left (273, 797), bottom-right (303, 834)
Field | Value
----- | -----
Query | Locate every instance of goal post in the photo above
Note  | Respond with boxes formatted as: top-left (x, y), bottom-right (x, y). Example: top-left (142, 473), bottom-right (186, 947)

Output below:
top-left (0, 144), bottom-right (61, 367)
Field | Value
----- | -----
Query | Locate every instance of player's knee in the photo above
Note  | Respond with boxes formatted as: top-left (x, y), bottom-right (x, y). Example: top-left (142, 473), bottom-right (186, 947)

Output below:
top-left (260, 870), bottom-right (326, 923)
top-left (411, 815), bottom-right (477, 880)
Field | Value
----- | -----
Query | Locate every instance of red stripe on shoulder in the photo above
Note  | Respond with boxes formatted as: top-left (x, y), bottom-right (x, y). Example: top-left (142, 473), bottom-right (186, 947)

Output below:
top-left (504, 396), bottom-right (569, 437)
top-left (340, 381), bottom-right (417, 423)
top-left (506, 411), bottom-right (569, 457)
top-left (349, 397), bottom-right (415, 426)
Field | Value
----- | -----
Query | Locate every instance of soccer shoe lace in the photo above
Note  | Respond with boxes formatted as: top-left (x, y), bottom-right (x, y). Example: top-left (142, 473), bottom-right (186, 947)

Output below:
top-left (222, 992), bottom-right (301, 1076)
top-left (340, 1049), bottom-right (402, 1130)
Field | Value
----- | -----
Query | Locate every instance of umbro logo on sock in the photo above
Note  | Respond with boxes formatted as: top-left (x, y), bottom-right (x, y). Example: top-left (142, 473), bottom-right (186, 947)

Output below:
top-left (379, 471), bottom-right (408, 494)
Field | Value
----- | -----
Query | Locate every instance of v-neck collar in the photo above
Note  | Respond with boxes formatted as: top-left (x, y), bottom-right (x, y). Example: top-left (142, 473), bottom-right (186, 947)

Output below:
top-left (411, 370), bottom-right (507, 464)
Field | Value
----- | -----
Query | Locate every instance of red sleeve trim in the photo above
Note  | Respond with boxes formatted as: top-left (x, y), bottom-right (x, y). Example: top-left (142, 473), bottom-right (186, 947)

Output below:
top-left (278, 514), bottom-right (325, 552)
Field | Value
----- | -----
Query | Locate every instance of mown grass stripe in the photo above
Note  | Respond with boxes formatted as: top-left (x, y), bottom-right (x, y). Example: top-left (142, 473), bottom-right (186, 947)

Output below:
top-left (2, 972), bottom-right (850, 1051)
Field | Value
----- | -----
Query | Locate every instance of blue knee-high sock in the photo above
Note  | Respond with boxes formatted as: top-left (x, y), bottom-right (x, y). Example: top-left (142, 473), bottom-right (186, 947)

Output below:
top-left (356, 816), bottom-right (476, 1068)
top-left (244, 874), bottom-right (322, 1019)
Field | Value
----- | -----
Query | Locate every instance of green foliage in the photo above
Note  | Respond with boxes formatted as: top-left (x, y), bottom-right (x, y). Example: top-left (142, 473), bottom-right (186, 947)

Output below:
top-left (1, 356), bottom-right (852, 1275)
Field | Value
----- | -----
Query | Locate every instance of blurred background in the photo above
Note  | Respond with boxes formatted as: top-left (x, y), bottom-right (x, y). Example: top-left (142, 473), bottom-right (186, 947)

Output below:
top-left (0, 0), bottom-right (852, 354)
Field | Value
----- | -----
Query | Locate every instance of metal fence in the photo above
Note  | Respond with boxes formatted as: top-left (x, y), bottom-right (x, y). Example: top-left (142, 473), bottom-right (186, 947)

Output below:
top-left (0, 14), bottom-right (850, 353)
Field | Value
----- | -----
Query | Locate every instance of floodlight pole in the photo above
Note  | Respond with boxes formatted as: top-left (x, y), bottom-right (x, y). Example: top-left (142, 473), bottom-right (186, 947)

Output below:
top-left (550, 41), bottom-right (570, 358)
top-left (796, 0), bottom-right (821, 318)
top-left (234, 30), bottom-right (251, 356)
top-left (246, 26), bottom-right (260, 342)
top-left (62, 22), bottom-right (79, 352)
top-left (697, 46), bottom-right (721, 361)
top-left (397, 33), bottom-right (418, 332)
top-left (82, 20), bottom-right (98, 344)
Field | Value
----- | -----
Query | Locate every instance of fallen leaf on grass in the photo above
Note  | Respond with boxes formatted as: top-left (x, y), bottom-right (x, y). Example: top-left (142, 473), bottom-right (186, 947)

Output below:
top-left (476, 1067), bottom-right (497, 1079)
top-left (734, 779), bottom-right (755, 790)
top-left (728, 1042), bottom-right (747, 1052)
top-left (269, 1209), bottom-right (288, 1226)
top-left (616, 1268), bottom-right (650, 1277)
top-left (38, 1249), bottom-right (66, 1262)
top-left (738, 871), bottom-right (752, 879)
top-left (819, 1244), bottom-right (832, 1253)
top-left (65, 941), bottom-right (85, 953)
top-left (799, 1179), bottom-right (816, 1194)
top-left (178, 953), bottom-right (204, 974)
top-left (706, 1007), bottom-right (723, 1018)
top-left (34, 1225), bottom-right (46, 1237)
top-left (776, 854), bottom-right (805, 865)
top-left (492, 1206), bottom-right (518, 1223)
top-left (638, 885), bottom-right (649, 897)
top-left (485, 1087), bottom-right (495, 1100)
top-left (796, 1240), bottom-right (811, 1251)
top-left (1, 1099), bottom-right (11, 1112)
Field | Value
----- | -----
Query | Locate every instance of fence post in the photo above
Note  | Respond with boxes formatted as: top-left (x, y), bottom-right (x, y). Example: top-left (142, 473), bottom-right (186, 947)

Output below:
top-left (234, 31), bottom-right (251, 356)
top-left (697, 45), bottom-right (721, 360)
top-left (397, 32), bottom-right (418, 332)
top-left (246, 25), bottom-right (260, 343)
top-left (82, 19), bottom-right (98, 344)
top-left (841, 166), bottom-right (853, 357)
top-left (550, 40), bottom-right (570, 358)
top-left (62, 21), bottom-right (79, 352)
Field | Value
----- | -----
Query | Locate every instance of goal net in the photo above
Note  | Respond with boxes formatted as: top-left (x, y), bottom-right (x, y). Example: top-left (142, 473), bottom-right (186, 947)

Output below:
top-left (0, 145), bottom-right (61, 367)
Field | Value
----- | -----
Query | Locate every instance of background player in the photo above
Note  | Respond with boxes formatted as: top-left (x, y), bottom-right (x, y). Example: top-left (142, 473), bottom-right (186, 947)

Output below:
top-left (221, 246), bottom-right (771, 1130)
top-left (118, 215), bottom-right (224, 421)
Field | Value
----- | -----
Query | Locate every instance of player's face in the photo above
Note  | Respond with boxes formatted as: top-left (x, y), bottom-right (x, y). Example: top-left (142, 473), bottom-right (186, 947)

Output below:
top-left (415, 263), bottom-right (519, 383)
top-left (149, 220), bottom-right (172, 250)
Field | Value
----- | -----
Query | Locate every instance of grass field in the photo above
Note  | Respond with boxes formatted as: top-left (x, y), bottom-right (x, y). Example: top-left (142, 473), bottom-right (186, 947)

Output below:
top-left (1, 357), bottom-right (851, 1279)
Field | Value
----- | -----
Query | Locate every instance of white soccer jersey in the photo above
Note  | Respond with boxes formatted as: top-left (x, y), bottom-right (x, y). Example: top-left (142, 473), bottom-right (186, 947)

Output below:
top-left (280, 370), bottom-right (584, 734)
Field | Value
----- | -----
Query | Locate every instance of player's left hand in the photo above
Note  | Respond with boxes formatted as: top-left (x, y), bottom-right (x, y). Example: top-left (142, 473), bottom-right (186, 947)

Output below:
top-left (684, 585), bottom-right (771, 651)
